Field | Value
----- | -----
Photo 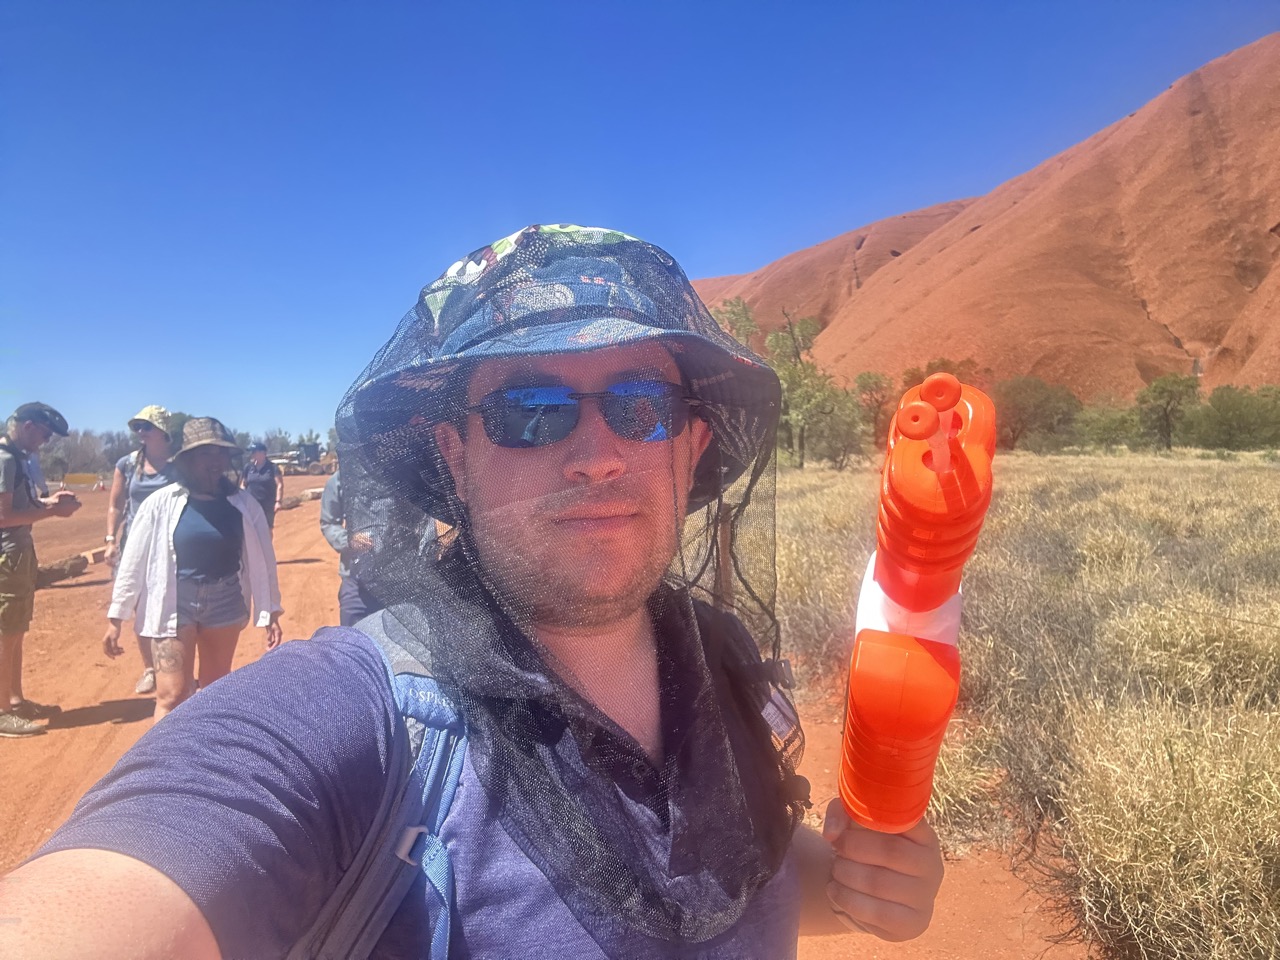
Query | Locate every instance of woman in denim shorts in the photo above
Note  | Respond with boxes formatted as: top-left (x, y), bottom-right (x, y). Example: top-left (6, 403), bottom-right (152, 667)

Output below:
top-left (103, 418), bottom-right (284, 724)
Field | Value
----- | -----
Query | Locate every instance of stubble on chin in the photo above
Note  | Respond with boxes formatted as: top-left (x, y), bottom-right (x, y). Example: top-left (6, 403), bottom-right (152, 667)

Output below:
top-left (470, 514), bottom-right (679, 630)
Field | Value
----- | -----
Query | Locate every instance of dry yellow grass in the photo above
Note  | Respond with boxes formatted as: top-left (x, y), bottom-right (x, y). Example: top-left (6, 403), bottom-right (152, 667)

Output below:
top-left (776, 451), bottom-right (1280, 959)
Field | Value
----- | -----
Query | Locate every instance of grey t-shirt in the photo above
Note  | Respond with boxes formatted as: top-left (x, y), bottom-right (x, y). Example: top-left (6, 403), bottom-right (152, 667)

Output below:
top-left (0, 441), bottom-right (37, 555)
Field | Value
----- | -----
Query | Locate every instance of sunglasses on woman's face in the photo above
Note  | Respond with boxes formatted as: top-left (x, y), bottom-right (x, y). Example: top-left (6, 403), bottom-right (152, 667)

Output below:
top-left (467, 379), bottom-right (700, 449)
top-left (133, 423), bottom-right (155, 434)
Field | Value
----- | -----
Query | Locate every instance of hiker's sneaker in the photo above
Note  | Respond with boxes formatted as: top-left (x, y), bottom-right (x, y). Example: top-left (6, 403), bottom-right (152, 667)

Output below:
top-left (9, 700), bottom-right (61, 721)
top-left (0, 712), bottom-right (45, 738)
top-left (135, 667), bottom-right (157, 695)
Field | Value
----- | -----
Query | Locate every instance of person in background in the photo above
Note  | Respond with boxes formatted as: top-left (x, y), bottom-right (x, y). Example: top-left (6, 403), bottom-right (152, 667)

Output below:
top-left (319, 466), bottom-right (383, 626)
top-left (102, 418), bottom-right (283, 724)
top-left (105, 405), bottom-right (178, 696)
top-left (240, 442), bottom-right (284, 534)
top-left (0, 403), bottom-right (82, 738)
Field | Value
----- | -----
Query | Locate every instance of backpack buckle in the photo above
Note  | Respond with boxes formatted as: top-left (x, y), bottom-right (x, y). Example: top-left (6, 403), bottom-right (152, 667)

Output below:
top-left (769, 658), bottom-right (795, 689)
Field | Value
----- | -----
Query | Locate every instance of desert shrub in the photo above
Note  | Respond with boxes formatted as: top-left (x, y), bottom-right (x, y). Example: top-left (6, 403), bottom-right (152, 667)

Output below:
top-left (1056, 701), bottom-right (1280, 960)
top-left (1096, 598), bottom-right (1280, 709)
top-left (773, 465), bottom-right (876, 686)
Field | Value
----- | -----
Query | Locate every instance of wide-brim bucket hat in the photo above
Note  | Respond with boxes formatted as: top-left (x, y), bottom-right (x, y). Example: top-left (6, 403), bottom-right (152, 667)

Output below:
top-left (173, 417), bottom-right (239, 461)
top-left (341, 224), bottom-right (781, 524)
top-left (128, 404), bottom-right (172, 440)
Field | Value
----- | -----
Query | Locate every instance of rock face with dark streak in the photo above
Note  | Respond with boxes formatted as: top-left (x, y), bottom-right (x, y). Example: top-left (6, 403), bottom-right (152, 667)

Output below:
top-left (693, 34), bottom-right (1280, 400)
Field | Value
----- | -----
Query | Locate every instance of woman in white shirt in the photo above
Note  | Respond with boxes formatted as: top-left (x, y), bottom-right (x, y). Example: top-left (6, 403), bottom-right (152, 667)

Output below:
top-left (102, 418), bottom-right (284, 723)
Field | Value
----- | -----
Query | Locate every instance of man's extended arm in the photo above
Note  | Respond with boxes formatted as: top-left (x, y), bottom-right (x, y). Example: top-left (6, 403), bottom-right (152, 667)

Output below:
top-left (795, 799), bottom-right (943, 941)
top-left (0, 849), bottom-right (221, 960)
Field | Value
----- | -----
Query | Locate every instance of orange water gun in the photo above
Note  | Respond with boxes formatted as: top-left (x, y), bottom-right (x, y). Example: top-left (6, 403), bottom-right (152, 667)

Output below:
top-left (839, 372), bottom-right (997, 833)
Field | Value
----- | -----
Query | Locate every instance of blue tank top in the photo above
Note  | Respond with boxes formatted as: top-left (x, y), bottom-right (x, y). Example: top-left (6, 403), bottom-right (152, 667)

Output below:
top-left (174, 495), bottom-right (243, 581)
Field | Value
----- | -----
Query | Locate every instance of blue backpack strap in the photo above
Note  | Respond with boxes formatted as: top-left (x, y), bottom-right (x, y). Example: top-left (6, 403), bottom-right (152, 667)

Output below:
top-left (287, 634), bottom-right (467, 960)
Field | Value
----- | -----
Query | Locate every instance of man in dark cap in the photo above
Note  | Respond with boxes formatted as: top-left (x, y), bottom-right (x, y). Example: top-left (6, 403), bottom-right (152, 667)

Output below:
top-left (0, 228), bottom-right (941, 954)
top-left (240, 441), bottom-right (285, 533)
top-left (0, 402), bottom-right (82, 738)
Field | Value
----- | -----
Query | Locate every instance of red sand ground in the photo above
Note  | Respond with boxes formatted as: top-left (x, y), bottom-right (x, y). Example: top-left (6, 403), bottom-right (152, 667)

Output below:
top-left (3, 483), bottom-right (1087, 958)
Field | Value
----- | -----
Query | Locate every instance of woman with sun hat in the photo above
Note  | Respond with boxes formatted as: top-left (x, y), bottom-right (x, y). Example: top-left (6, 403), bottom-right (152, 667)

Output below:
top-left (105, 405), bottom-right (179, 695)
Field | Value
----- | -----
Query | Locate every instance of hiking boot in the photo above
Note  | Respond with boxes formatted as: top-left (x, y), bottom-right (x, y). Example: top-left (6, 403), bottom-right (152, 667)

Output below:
top-left (135, 667), bottom-right (157, 695)
top-left (9, 700), bottom-right (62, 721)
top-left (0, 712), bottom-right (45, 738)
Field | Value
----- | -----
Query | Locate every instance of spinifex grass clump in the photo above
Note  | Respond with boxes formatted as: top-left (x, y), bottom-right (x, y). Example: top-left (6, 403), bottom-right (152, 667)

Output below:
top-left (1060, 701), bottom-right (1280, 959)
top-left (774, 452), bottom-right (1280, 957)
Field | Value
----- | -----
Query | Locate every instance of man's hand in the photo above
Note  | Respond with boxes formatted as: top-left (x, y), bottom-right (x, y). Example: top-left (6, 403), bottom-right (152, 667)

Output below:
top-left (265, 613), bottom-right (283, 649)
top-left (44, 491), bottom-right (81, 517)
top-left (103, 621), bottom-right (124, 658)
top-left (820, 798), bottom-right (943, 942)
top-left (349, 531), bottom-right (374, 554)
top-left (104, 541), bottom-right (119, 566)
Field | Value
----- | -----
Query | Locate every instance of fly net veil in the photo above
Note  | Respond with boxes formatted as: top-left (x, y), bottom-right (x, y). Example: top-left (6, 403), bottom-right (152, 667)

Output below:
top-left (335, 225), bottom-right (807, 947)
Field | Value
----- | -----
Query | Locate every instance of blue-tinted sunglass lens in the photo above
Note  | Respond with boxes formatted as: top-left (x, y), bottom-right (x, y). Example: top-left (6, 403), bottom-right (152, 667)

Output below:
top-left (490, 386), bottom-right (578, 448)
top-left (601, 381), bottom-right (682, 442)
top-left (479, 381), bottom-right (688, 447)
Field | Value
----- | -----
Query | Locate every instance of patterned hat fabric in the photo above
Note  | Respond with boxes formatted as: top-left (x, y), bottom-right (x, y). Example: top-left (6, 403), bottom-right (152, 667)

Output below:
top-left (344, 224), bottom-right (781, 521)
top-left (128, 404), bottom-right (172, 439)
top-left (173, 417), bottom-right (239, 459)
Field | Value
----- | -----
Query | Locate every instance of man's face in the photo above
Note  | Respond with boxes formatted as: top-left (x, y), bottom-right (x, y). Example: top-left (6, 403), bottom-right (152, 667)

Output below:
top-left (183, 446), bottom-right (232, 495)
top-left (15, 420), bottom-right (53, 453)
top-left (251, 451), bottom-right (267, 465)
top-left (435, 342), bottom-right (712, 629)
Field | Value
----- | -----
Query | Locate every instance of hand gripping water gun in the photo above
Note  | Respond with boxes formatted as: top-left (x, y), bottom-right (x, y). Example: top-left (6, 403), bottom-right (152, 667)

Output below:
top-left (839, 372), bottom-right (997, 833)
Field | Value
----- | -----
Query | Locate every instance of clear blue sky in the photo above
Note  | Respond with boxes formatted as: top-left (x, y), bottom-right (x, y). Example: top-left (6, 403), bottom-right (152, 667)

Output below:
top-left (4, 1), bottom-right (1277, 439)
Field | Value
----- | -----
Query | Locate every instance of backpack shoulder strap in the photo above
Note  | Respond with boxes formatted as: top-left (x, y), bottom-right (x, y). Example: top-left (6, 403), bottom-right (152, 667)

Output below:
top-left (0, 438), bottom-right (27, 484)
top-left (287, 616), bottom-right (467, 960)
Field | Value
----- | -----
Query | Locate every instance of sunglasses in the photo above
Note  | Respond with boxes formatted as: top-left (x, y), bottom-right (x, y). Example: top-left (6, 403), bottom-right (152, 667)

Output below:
top-left (467, 379), bottom-right (700, 449)
top-left (133, 422), bottom-right (156, 434)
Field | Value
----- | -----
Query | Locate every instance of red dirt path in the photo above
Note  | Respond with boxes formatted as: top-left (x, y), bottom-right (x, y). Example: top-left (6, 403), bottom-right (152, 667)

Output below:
top-left (3, 484), bottom-right (1087, 958)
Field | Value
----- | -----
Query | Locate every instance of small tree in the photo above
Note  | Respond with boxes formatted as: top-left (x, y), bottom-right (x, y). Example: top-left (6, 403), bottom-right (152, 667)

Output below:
top-left (100, 430), bottom-right (135, 466)
top-left (991, 377), bottom-right (1082, 451)
top-left (1181, 385), bottom-right (1270, 450)
top-left (901, 357), bottom-right (991, 391)
top-left (327, 426), bottom-right (340, 454)
top-left (1136, 375), bottom-right (1199, 451)
top-left (853, 371), bottom-right (896, 448)
top-left (1075, 402), bottom-right (1137, 453)
top-left (762, 311), bottom-right (824, 467)
top-left (168, 411), bottom-right (194, 450)
top-left (807, 385), bottom-right (866, 469)
top-left (261, 428), bottom-right (293, 455)
top-left (711, 297), bottom-right (757, 346)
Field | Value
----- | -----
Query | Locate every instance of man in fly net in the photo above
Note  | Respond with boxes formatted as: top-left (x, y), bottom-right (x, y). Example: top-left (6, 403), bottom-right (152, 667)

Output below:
top-left (0, 225), bottom-right (942, 959)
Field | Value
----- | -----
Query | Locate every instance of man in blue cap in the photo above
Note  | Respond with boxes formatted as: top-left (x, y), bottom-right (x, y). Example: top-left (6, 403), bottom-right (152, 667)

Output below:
top-left (0, 227), bottom-right (942, 955)
top-left (241, 441), bottom-right (285, 533)
top-left (0, 402), bottom-right (82, 738)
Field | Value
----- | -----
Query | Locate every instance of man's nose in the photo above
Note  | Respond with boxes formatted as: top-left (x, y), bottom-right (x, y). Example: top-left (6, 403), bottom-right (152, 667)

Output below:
top-left (562, 400), bottom-right (626, 485)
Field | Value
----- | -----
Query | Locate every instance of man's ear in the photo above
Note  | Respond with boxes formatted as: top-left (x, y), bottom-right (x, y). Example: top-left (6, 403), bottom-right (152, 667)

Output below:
top-left (433, 422), bottom-right (468, 505)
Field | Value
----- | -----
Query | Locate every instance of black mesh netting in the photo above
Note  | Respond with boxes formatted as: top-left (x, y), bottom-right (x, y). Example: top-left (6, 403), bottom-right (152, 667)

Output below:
top-left (334, 225), bottom-right (806, 946)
